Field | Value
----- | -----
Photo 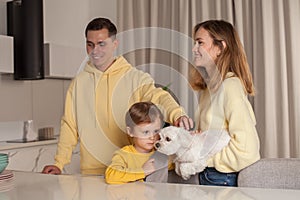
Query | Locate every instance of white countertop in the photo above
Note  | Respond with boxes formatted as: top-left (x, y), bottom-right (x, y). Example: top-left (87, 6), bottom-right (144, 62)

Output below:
top-left (0, 138), bottom-right (58, 151)
top-left (1, 171), bottom-right (300, 200)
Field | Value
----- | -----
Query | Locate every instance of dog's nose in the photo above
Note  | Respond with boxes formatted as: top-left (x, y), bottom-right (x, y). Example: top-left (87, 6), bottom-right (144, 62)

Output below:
top-left (154, 142), bottom-right (160, 149)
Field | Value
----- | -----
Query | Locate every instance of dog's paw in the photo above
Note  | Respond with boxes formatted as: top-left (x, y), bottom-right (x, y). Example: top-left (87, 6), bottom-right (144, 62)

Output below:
top-left (181, 172), bottom-right (191, 180)
top-left (175, 163), bottom-right (190, 180)
top-left (179, 163), bottom-right (195, 180)
top-left (175, 163), bottom-right (182, 176)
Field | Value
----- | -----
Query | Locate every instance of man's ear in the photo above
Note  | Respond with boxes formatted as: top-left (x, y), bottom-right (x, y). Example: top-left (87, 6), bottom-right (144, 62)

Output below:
top-left (113, 39), bottom-right (119, 50)
top-left (126, 127), bottom-right (134, 137)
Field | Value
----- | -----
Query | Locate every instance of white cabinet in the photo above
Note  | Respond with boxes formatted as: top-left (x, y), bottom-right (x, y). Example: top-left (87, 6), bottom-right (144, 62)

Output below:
top-left (44, 43), bottom-right (86, 79)
top-left (0, 35), bottom-right (14, 73)
top-left (0, 141), bottom-right (80, 174)
top-left (0, 37), bottom-right (87, 78)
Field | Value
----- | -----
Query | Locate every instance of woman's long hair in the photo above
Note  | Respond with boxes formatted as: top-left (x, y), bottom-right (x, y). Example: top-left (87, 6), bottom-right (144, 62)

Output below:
top-left (189, 20), bottom-right (255, 95)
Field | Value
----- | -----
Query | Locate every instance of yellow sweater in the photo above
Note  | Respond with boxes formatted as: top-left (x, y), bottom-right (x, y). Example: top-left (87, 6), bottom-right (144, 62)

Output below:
top-left (105, 145), bottom-right (153, 184)
top-left (54, 56), bottom-right (185, 175)
top-left (197, 72), bottom-right (260, 173)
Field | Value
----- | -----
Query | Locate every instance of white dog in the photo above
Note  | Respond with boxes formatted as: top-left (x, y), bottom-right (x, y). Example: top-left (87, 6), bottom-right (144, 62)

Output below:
top-left (155, 126), bottom-right (230, 180)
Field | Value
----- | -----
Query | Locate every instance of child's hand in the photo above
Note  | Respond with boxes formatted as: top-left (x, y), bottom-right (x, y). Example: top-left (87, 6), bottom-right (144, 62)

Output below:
top-left (142, 158), bottom-right (156, 176)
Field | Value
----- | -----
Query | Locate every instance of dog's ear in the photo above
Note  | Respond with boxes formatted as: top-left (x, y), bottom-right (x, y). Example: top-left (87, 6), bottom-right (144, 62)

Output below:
top-left (176, 128), bottom-right (193, 148)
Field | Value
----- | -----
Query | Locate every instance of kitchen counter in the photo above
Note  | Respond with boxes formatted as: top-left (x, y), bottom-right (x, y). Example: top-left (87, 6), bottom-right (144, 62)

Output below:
top-left (0, 138), bottom-right (58, 151)
top-left (1, 170), bottom-right (300, 200)
top-left (0, 138), bottom-right (80, 174)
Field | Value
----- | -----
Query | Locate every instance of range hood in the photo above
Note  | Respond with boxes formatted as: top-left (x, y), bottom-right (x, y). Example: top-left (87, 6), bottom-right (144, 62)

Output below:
top-left (7, 0), bottom-right (44, 80)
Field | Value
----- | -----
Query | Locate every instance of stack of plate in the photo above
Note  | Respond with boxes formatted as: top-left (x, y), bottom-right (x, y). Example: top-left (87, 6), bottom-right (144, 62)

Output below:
top-left (0, 154), bottom-right (14, 192)
top-left (0, 153), bottom-right (8, 174)
top-left (0, 170), bottom-right (14, 192)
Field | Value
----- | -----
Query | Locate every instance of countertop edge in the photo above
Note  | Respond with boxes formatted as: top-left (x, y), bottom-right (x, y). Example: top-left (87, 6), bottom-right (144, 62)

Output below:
top-left (0, 138), bottom-right (58, 151)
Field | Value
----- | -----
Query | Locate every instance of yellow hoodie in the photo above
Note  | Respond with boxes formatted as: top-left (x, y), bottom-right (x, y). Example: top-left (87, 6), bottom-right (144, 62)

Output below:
top-left (105, 145), bottom-right (154, 184)
top-left (54, 56), bottom-right (185, 175)
top-left (197, 72), bottom-right (260, 173)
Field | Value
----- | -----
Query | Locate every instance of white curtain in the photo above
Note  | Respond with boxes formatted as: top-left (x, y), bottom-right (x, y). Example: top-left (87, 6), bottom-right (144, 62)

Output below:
top-left (117, 0), bottom-right (300, 158)
top-left (235, 0), bottom-right (300, 158)
top-left (117, 0), bottom-right (233, 121)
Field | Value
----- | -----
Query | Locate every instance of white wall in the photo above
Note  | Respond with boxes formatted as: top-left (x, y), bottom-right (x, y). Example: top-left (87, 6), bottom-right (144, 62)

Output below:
top-left (0, 0), bottom-right (117, 140)
top-left (43, 0), bottom-right (117, 48)
top-left (1, 0), bottom-right (117, 42)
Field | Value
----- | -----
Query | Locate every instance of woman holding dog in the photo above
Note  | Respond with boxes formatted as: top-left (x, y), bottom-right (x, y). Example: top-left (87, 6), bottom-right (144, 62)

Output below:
top-left (190, 20), bottom-right (260, 186)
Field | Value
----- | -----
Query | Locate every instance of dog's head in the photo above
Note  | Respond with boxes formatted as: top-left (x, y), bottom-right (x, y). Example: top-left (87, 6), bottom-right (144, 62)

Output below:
top-left (154, 126), bottom-right (190, 155)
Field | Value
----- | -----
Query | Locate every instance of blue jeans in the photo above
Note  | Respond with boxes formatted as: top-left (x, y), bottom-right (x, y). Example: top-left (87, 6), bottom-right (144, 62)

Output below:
top-left (199, 167), bottom-right (238, 187)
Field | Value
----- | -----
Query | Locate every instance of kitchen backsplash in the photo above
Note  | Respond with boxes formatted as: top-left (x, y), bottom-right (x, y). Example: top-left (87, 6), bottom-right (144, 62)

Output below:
top-left (0, 121), bottom-right (23, 141)
top-left (0, 74), bottom-right (71, 141)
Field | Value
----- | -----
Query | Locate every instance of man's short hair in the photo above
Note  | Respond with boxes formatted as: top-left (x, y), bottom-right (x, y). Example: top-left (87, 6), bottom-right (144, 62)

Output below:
top-left (85, 17), bottom-right (117, 39)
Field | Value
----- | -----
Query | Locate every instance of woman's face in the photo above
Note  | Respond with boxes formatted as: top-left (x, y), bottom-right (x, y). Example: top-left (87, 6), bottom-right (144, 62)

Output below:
top-left (192, 27), bottom-right (221, 71)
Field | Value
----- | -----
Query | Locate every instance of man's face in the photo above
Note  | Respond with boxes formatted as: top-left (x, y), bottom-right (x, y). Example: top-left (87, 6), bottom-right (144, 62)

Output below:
top-left (86, 29), bottom-right (118, 71)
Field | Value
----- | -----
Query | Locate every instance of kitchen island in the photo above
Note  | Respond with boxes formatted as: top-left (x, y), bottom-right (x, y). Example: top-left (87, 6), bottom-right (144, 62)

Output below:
top-left (0, 138), bottom-right (58, 151)
top-left (1, 170), bottom-right (300, 200)
top-left (0, 139), bottom-right (80, 174)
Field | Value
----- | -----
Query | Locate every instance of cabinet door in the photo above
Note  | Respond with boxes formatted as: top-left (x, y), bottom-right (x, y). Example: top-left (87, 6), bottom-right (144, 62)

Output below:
top-left (1, 145), bottom-right (57, 172)
top-left (44, 43), bottom-right (86, 78)
top-left (0, 143), bottom-right (80, 174)
top-left (0, 35), bottom-right (14, 73)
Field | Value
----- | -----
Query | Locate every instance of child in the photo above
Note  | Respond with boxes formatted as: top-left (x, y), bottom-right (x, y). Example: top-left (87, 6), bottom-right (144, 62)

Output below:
top-left (105, 102), bottom-right (167, 184)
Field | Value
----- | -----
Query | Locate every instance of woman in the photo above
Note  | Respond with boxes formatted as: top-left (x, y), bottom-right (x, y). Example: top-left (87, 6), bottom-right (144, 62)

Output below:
top-left (190, 20), bottom-right (260, 186)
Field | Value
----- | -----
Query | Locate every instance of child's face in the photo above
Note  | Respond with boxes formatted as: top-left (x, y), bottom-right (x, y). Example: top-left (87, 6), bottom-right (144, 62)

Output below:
top-left (127, 118), bottom-right (161, 153)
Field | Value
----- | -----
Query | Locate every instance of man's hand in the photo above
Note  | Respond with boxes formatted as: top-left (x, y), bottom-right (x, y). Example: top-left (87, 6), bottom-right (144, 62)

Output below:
top-left (42, 165), bottom-right (62, 175)
top-left (174, 116), bottom-right (194, 131)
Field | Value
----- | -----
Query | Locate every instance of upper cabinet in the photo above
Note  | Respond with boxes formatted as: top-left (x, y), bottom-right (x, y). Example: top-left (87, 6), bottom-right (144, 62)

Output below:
top-left (0, 38), bottom-right (87, 79)
top-left (0, 35), bottom-right (14, 74)
top-left (44, 43), bottom-right (87, 79)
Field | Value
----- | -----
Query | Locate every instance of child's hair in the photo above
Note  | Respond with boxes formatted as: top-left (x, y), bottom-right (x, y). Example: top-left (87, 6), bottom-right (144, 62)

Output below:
top-left (125, 102), bottom-right (164, 129)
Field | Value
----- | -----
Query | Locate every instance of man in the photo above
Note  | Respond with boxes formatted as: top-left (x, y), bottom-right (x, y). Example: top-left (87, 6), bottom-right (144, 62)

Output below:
top-left (42, 17), bottom-right (193, 175)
